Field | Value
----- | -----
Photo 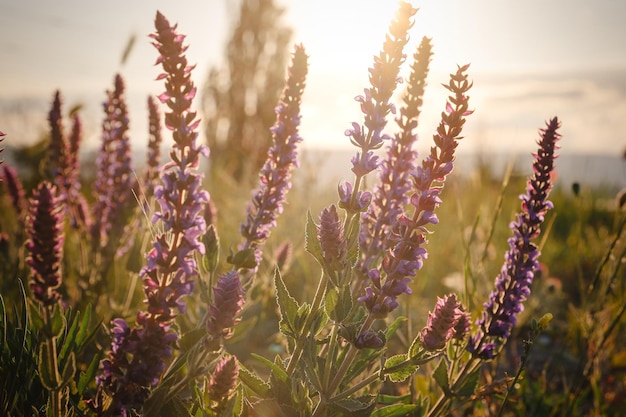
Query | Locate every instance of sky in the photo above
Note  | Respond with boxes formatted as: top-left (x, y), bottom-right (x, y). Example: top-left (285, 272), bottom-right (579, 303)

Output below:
top-left (1, 0), bottom-right (626, 160)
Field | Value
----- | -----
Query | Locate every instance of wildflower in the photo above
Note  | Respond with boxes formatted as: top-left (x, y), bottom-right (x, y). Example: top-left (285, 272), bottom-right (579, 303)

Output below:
top-left (419, 294), bottom-right (461, 351)
top-left (141, 95), bottom-right (163, 203)
top-left (467, 117), bottom-right (561, 360)
top-left (208, 356), bottom-right (239, 401)
top-left (1, 164), bottom-right (27, 220)
top-left (358, 65), bottom-right (472, 318)
top-left (91, 74), bottom-right (135, 251)
top-left (206, 271), bottom-right (245, 342)
top-left (45, 91), bottom-right (65, 179)
top-left (359, 36), bottom-right (433, 274)
top-left (354, 330), bottom-right (386, 350)
top-left (25, 182), bottom-right (65, 306)
top-left (98, 12), bottom-right (208, 412)
top-left (318, 204), bottom-right (347, 269)
top-left (342, 2), bottom-right (416, 222)
top-left (239, 44), bottom-right (308, 269)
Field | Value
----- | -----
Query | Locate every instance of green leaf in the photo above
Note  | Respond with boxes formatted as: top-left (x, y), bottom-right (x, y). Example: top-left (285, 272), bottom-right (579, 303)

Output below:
top-left (433, 359), bottom-right (450, 394)
top-left (158, 396), bottom-right (192, 417)
top-left (384, 354), bottom-right (418, 383)
top-left (251, 353), bottom-right (288, 383)
top-left (274, 268), bottom-right (300, 338)
top-left (78, 351), bottom-right (103, 394)
top-left (75, 305), bottom-right (93, 349)
top-left (60, 351), bottom-right (76, 387)
top-left (27, 300), bottom-right (45, 332)
top-left (456, 368), bottom-right (480, 397)
top-left (38, 343), bottom-right (60, 390)
top-left (330, 395), bottom-right (376, 416)
top-left (376, 394), bottom-right (412, 405)
top-left (304, 210), bottom-right (324, 264)
top-left (178, 328), bottom-right (207, 353)
top-left (238, 362), bottom-right (270, 397)
top-left (384, 316), bottom-right (406, 342)
top-left (50, 304), bottom-right (65, 338)
top-left (370, 404), bottom-right (419, 417)
top-left (325, 285), bottom-right (353, 323)
top-left (227, 248), bottom-right (258, 269)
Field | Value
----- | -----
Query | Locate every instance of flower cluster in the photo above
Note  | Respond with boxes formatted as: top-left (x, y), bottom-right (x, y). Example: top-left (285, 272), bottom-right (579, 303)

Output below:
top-left (2, 164), bottom-right (27, 222)
top-left (419, 294), bottom-right (467, 351)
top-left (25, 182), bottom-right (65, 306)
top-left (98, 12), bottom-right (209, 413)
top-left (208, 355), bottom-right (239, 402)
top-left (318, 204), bottom-right (347, 272)
top-left (91, 74), bottom-right (135, 251)
top-left (239, 44), bottom-right (308, 269)
top-left (206, 271), bottom-right (245, 342)
top-left (467, 117), bottom-right (561, 359)
top-left (358, 64), bottom-right (473, 318)
top-left (359, 36), bottom-right (433, 275)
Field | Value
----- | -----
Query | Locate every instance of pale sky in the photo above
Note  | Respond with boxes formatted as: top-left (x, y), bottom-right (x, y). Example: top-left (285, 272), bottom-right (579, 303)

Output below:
top-left (1, 0), bottom-right (625, 158)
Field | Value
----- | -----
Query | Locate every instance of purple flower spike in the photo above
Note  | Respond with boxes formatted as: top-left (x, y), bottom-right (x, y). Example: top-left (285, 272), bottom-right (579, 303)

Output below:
top-left (419, 294), bottom-right (461, 351)
top-left (91, 74), bottom-right (135, 250)
top-left (318, 204), bottom-right (347, 270)
top-left (208, 356), bottom-right (239, 401)
top-left (2, 165), bottom-right (27, 221)
top-left (206, 271), bottom-right (245, 342)
top-left (99, 12), bottom-right (209, 412)
top-left (25, 182), bottom-right (65, 306)
top-left (359, 65), bottom-right (472, 318)
top-left (239, 45), bottom-right (308, 269)
top-left (359, 37), bottom-right (433, 275)
top-left (468, 118), bottom-right (561, 360)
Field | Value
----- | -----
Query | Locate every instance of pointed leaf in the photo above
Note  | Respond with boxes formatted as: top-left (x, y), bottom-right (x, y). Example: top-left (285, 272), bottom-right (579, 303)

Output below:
top-left (331, 395), bottom-right (376, 416)
top-left (384, 354), bottom-right (418, 383)
top-left (75, 305), bottom-right (93, 348)
top-left (79, 351), bottom-right (103, 394)
top-left (370, 404), bottom-right (419, 417)
top-left (250, 353), bottom-right (288, 383)
top-left (456, 368), bottom-right (480, 397)
top-left (27, 300), bottom-right (45, 332)
top-left (433, 359), bottom-right (450, 394)
top-left (304, 210), bottom-right (324, 264)
top-left (38, 343), bottom-right (60, 390)
top-left (238, 362), bottom-right (270, 397)
top-left (227, 248), bottom-right (258, 269)
top-left (50, 304), bottom-right (65, 338)
top-left (60, 351), bottom-right (76, 386)
top-left (274, 268), bottom-right (300, 338)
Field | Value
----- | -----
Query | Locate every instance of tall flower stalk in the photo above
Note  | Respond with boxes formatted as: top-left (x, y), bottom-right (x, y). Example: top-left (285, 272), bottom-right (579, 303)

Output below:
top-left (238, 44), bottom-right (308, 272)
top-left (467, 117), bottom-right (562, 359)
top-left (25, 181), bottom-right (66, 417)
top-left (97, 11), bottom-right (208, 414)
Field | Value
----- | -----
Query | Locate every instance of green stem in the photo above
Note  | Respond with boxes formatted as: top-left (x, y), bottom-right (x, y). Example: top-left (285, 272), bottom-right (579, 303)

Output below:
top-left (286, 271), bottom-right (329, 376)
top-left (44, 307), bottom-right (62, 417)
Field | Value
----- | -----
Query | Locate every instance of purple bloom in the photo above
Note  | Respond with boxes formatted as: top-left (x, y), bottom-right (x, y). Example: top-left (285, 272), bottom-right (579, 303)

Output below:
top-left (419, 294), bottom-right (461, 351)
top-left (46, 91), bottom-right (65, 179)
top-left (358, 65), bottom-right (472, 318)
top-left (467, 118), bottom-right (561, 360)
top-left (206, 271), bottom-right (244, 342)
top-left (239, 45), bottom-right (308, 269)
top-left (2, 164), bottom-right (26, 222)
top-left (318, 204), bottom-right (347, 269)
top-left (25, 182), bottom-right (65, 306)
top-left (91, 74), bottom-right (135, 251)
top-left (98, 12), bottom-right (209, 412)
top-left (359, 37), bottom-right (433, 275)
top-left (208, 355), bottom-right (239, 402)
top-left (141, 95), bottom-right (163, 204)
